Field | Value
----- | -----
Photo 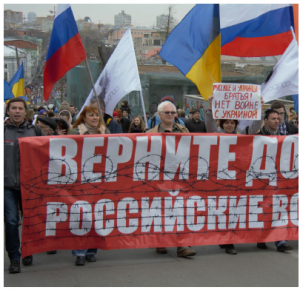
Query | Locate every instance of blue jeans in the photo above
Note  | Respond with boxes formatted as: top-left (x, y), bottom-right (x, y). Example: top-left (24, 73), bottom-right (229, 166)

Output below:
top-left (4, 188), bottom-right (22, 261)
top-left (72, 249), bottom-right (97, 257)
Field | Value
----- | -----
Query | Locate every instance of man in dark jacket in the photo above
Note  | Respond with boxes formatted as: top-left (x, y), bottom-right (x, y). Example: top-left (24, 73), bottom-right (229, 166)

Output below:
top-left (184, 109), bottom-right (207, 133)
top-left (4, 98), bottom-right (44, 273)
top-left (91, 99), bottom-right (122, 133)
top-left (271, 101), bottom-right (298, 135)
top-left (257, 109), bottom-right (293, 252)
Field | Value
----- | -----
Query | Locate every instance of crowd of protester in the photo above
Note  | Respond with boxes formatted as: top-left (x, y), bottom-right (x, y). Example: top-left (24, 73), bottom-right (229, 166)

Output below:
top-left (4, 95), bottom-right (298, 273)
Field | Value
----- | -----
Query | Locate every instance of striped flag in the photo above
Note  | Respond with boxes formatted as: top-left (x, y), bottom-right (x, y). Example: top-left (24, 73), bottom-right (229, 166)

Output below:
top-left (43, 4), bottom-right (86, 101)
top-left (159, 4), bottom-right (221, 100)
top-left (220, 4), bottom-right (294, 57)
top-left (9, 62), bottom-right (24, 98)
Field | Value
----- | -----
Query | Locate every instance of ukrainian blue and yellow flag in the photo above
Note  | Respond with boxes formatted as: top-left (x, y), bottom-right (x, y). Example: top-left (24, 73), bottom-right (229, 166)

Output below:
top-left (159, 4), bottom-right (221, 100)
top-left (4, 80), bottom-right (14, 101)
top-left (9, 62), bottom-right (25, 98)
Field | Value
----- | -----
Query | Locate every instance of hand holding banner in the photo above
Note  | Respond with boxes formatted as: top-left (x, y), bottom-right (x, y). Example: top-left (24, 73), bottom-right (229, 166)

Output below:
top-left (212, 83), bottom-right (261, 120)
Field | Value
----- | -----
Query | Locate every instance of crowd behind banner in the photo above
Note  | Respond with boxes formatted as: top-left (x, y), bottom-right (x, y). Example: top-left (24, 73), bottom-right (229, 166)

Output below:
top-left (3, 94), bottom-right (298, 273)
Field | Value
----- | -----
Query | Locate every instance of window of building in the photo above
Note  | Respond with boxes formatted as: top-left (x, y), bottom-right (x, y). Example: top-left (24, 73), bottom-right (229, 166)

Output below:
top-left (4, 64), bottom-right (7, 69)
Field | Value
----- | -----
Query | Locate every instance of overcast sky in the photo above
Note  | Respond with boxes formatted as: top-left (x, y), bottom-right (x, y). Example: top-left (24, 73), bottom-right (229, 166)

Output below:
top-left (4, 3), bottom-right (196, 27)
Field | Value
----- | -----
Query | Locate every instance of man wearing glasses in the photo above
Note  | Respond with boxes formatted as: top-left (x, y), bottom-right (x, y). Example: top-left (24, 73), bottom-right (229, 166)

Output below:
top-left (271, 101), bottom-right (298, 135)
top-left (147, 96), bottom-right (185, 129)
top-left (147, 100), bottom-right (196, 257)
top-left (147, 101), bottom-right (189, 134)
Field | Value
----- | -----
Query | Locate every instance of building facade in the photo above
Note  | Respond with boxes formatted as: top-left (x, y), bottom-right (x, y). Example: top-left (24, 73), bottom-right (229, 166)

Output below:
top-left (114, 10), bottom-right (131, 28)
top-left (156, 14), bottom-right (175, 29)
top-left (108, 27), bottom-right (155, 45)
top-left (36, 16), bottom-right (54, 32)
top-left (4, 45), bottom-right (32, 84)
top-left (4, 39), bottom-right (40, 79)
top-left (28, 12), bottom-right (37, 24)
top-left (4, 10), bottom-right (23, 23)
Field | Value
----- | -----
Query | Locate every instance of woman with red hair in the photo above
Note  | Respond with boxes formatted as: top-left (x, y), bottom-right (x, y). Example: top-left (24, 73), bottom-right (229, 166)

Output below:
top-left (69, 106), bottom-right (109, 266)
top-left (69, 106), bottom-right (109, 135)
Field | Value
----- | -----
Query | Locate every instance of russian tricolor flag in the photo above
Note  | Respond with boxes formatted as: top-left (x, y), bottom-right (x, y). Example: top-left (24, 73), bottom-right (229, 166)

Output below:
top-left (43, 4), bottom-right (86, 101)
top-left (220, 4), bottom-right (295, 57)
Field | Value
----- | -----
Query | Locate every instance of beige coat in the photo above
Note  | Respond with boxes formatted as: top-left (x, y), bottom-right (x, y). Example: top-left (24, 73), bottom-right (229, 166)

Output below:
top-left (147, 123), bottom-right (189, 133)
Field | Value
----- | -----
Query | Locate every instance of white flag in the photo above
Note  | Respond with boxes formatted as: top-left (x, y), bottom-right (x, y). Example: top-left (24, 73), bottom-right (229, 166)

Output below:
top-left (261, 38), bottom-right (298, 102)
top-left (78, 29), bottom-right (142, 117)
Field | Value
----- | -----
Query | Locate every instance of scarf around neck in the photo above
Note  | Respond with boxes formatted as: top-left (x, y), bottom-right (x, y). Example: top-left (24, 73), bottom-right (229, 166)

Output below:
top-left (84, 122), bottom-right (99, 134)
top-left (260, 125), bottom-right (280, 136)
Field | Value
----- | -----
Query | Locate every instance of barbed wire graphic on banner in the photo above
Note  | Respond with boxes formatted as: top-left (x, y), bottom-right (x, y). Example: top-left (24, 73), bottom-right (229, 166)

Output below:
top-left (20, 150), bottom-right (299, 246)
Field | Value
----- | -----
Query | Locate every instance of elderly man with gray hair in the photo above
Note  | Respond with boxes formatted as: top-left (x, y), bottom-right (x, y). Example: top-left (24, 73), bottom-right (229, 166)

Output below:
top-left (147, 101), bottom-right (188, 134)
top-left (147, 101), bottom-right (196, 257)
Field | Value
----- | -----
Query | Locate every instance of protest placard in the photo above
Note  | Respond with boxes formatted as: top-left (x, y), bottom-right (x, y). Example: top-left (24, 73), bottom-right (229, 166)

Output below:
top-left (212, 83), bottom-right (261, 120)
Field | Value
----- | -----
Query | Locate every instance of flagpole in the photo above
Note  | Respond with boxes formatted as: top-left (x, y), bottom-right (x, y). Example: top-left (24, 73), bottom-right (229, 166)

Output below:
top-left (84, 59), bottom-right (105, 125)
top-left (127, 29), bottom-right (148, 128)
top-left (291, 26), bottom-right (296, 41)
top-left (139, 91), bottom-right (148, 129)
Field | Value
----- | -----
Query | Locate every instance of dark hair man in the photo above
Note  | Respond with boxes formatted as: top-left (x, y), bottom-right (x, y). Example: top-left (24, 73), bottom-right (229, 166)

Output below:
top-left (184, 109), bottom-right (207, 133)
top-left (271, 101), bottom-right (298, 135)
top-left (4, 98), bottom-right (44, 273)
top-left (147, 101), bottom-right (196, 258)
top-left (257, 109), bottom-right (293, 252)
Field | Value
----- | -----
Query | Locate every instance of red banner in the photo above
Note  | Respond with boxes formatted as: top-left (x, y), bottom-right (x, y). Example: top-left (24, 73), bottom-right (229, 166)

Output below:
top-left (19, 133), bottom-right (298, 257)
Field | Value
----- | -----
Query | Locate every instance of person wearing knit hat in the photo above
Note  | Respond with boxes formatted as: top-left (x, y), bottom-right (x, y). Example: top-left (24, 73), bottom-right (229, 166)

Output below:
top-left (112, 111), bottom-right (122, 130)
top-left (160, 96), bottom-right (175, 104)
top-left (58, 101), bottom-right (73, 129)
top-left (36, 116), bottom-right (58, 136)
top-left (38, 109), bottom-right (47, 116)
top-left (147, 96), bottom-right (185, 129)
top-left (114, 108), bottom-right (131, 133)
top-left (113, 111), bottom-right (119, 118)
top-left (58, 101), bottom-right (71, 113)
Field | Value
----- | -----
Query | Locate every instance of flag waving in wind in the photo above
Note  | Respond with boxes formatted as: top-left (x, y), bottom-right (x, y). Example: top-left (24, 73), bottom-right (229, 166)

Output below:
top-left (220, 4), bottom-right (294, 57)
top-left (261, 38), bottom-right (298, 103)
top-left (78, 29), bottom-right (142, 117)
top-left (159, 4), bottom-right (221, 101)
top-left (9, 62), bottom-right (24, 98)
top-left (4, 80), bottom-right (14, 101)
top-left (43, 4), bottom-right (86, 101)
